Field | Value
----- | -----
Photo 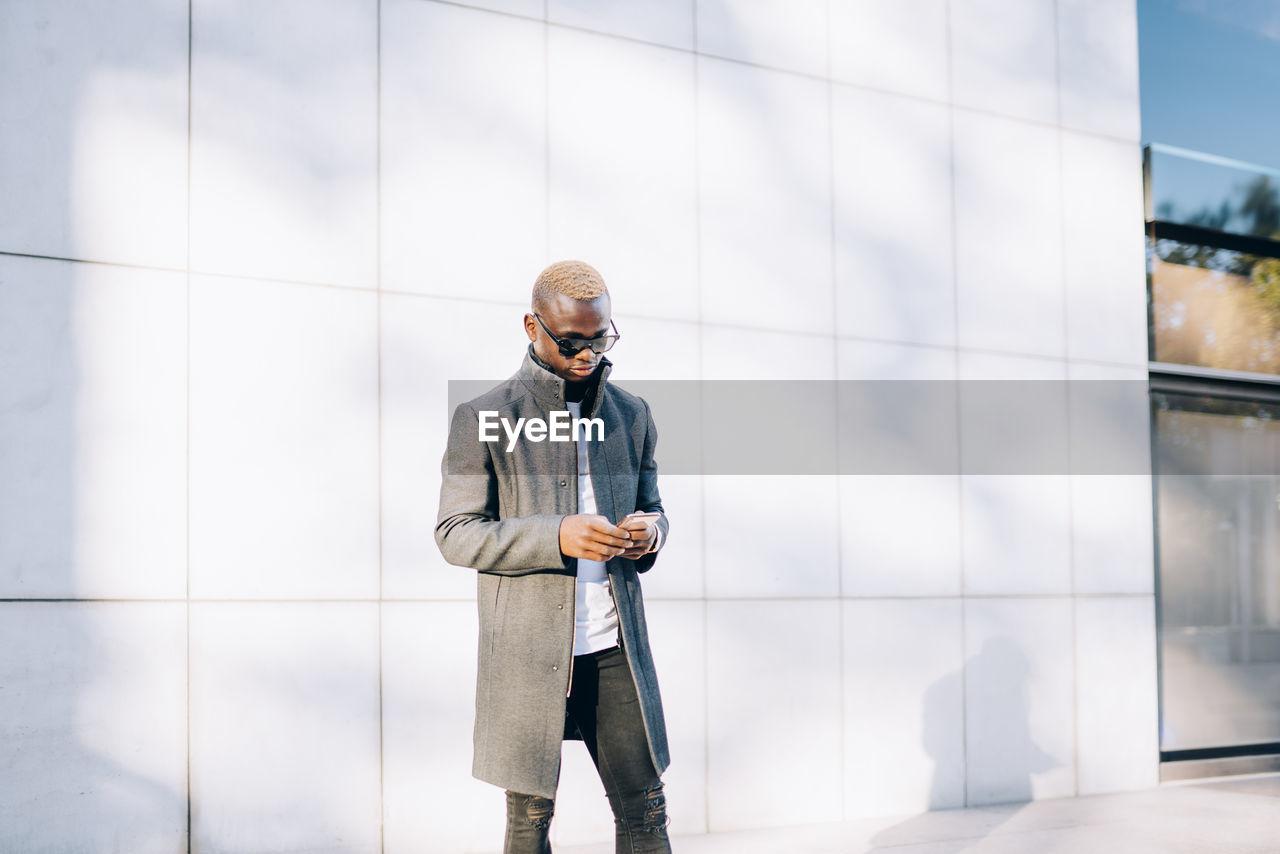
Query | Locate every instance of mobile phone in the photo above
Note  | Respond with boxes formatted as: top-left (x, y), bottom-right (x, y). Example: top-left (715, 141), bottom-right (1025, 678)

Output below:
top-left (621, 511), bottom-right (661, 529)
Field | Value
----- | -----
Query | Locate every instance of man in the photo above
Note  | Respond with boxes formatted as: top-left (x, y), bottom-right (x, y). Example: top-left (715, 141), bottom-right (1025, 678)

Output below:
top-left (436, 260), bottom-right (672, 853)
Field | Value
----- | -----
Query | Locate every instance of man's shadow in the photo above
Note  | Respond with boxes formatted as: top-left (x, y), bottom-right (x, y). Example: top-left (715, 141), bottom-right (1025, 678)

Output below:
top-left (869, 636), bottom-right (1059, 851)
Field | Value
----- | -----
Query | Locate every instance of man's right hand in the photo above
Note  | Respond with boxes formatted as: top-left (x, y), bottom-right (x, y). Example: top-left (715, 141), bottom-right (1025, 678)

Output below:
top-left (559, 514), bottom-right (632, 562)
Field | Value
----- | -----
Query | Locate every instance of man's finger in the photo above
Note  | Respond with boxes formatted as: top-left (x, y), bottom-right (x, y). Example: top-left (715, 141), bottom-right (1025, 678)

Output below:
top-left (585, 518), bottom-right (628, 537)
top-left (584, 532), bottom-right (631, 549)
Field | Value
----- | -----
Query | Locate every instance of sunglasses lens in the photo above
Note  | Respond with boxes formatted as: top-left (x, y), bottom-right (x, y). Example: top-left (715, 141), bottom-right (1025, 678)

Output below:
top-left (558, 335), bottom-right (617, 356)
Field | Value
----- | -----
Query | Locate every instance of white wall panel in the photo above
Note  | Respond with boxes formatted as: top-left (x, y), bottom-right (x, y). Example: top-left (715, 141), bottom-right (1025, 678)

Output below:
top-left (190, 603), bottom-right (381, 854)
top-left (964, 598), bottom-right (1076, 804)
top-left (707, 600), bottom-right (842, 830)
top-left (1075, 596), bottom-right (1159, 794)
top-left (697, 0), bottom-right (828, 77)
top-left (833, 86), bottom-right (955, 347)
top-left (837, 338), bottom-right (957, 381)
top-left (1057, 0), bottom-right (1141, 140)
top-left (448, 0), bottom-right (545, 17)
top-left (549, 28), bottom-right (698, 322)
top-left (958, 354), bottom-right (1071, 596)
top-left (190, 0), bottom-right (377, 287)
top-left (961, 475), bottom-right (1072, 596)
top-left (837, 340), bottom-right (960, 598)
top-left (381, 294), bottom-right (521, 600)
top-left (549, 0), bottom-right (694, 50)
top-left (381, 0), bottom-right (547, 300)
top-left (189, 276), bottom-right (379, 599)
top-left (950, 0), bottom-right (1059, 124)
top-left (829, 0), bottom-right (949, 101)
top-left (953, 111), bottom-right (1064, 357)
top-left (1070, 475), bottom-right (1154, 595)
top-left (604, 317), bottom-right (701, 382)
top-left (700, 325), bottom-right (838, 597)
top-left (0, 603), bottom-right (187, 854)
top-left (705, 475), bottom-right (840, 598)
top-left (0, 257), bottom-right (186, 599)
top-left (0, 0), bottom-right (188, 268)
top-left (1062, 132), bottom-right (1148, 366)
top-left (698, 57), bottom-right (833, 334)
top-left (702, 324), bottom-right (836, 381)
top-left (1068, 363), bottom-right (1154, 595)
top-left (381, 602), bottom-right (502, 853)
top-left (840, 476), bottom-right (961, 597)
top-left (844, 599), bottom-right (965, 818)
top-left (644, 599), bottom-right (708, 834)
top-left (959, 350), bottom-right (1067, 382)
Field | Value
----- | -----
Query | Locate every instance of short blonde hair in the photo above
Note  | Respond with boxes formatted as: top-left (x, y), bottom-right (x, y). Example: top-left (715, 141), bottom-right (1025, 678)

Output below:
top-left (532, 260), bottom-right (608, 309)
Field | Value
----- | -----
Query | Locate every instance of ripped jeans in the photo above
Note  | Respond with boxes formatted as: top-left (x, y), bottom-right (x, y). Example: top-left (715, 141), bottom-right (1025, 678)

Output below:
top-left (504, 645), bottom-right (671, 854)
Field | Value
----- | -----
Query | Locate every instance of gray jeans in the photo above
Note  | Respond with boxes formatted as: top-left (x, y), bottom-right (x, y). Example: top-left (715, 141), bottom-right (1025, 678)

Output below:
top-left (504, 645), bottom-right (671, 854)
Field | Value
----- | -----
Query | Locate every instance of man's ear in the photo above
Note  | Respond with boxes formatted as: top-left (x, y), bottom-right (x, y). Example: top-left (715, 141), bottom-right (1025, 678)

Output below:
top-left (523, 313), bottom-right (538, 342)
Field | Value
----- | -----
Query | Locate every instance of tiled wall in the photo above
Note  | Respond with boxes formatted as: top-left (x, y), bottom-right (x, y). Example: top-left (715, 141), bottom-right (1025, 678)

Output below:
top-left (0, 0), bottom-right (1156, 851)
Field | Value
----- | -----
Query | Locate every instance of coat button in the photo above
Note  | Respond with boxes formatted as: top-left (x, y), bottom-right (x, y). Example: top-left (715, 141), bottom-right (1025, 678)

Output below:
top-left (552, 664), bottom-right (559, 671)
top-left (557, 604), bottom-right (564, 610)
top-left (559, 479), bottom-right (567, 487)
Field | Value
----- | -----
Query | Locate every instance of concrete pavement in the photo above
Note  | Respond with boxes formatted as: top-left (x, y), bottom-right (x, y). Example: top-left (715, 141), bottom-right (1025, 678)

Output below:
top-left (557, 774), bottom-right (1280, 853)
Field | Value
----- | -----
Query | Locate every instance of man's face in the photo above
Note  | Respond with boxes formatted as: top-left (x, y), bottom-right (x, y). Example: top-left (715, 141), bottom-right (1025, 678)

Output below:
top-left (524, 292), bottom-right (612, 383)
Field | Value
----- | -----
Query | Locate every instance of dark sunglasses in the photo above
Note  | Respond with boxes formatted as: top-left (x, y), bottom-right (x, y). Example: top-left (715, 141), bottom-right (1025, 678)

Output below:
top-left (532, 313), bottom-right (621, 357)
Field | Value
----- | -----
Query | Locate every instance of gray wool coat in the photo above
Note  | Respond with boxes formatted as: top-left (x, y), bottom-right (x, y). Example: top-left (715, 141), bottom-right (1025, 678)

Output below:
top-left (435, 348), bottom-right (671, 798)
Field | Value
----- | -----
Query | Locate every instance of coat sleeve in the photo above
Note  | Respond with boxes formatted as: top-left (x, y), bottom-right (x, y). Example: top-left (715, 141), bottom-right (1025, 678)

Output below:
top-left (631, 397), bottom-right (669, 575)
top-left (435, 403), bottom-right (572, 576)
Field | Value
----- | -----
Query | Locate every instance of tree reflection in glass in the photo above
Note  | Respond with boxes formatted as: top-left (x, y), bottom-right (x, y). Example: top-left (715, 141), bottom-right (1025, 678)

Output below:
top-left (1151, 174), bottom-right (1280, 375)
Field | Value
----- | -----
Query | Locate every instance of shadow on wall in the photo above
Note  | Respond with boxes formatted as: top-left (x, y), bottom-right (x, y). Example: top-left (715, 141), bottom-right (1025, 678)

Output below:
top-left (869, 637), bottom-right (1054, 852)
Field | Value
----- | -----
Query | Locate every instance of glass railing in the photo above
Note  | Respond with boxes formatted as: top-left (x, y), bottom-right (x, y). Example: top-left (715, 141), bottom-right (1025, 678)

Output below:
top-left (1145, 144), bottom-right (1280, 377)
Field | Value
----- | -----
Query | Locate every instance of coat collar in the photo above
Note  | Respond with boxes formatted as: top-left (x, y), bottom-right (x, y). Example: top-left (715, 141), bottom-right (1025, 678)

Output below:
top-left (517, 345), bottom-right (613, 418)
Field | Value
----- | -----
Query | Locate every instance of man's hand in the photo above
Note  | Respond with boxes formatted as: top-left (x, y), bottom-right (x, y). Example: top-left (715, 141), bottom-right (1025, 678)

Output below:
top-left (559, 514), bottom-right (633, 562)
top-left (616, 514), bottom-right (657, 560)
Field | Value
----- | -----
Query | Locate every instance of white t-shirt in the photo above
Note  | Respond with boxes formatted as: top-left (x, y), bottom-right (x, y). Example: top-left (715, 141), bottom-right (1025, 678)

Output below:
top-left (566, 400), bottom-right (619, 655)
